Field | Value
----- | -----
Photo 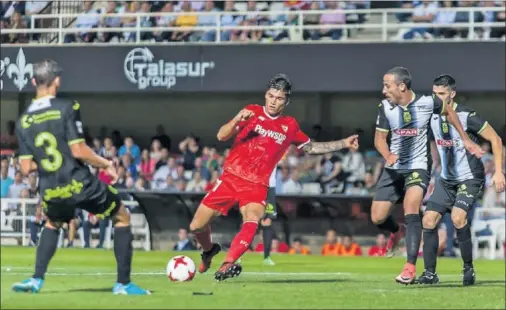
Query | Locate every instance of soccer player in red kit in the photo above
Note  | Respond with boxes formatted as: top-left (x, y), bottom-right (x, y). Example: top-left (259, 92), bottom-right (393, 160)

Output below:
top-left (189, 74), bottom-right (360, 282)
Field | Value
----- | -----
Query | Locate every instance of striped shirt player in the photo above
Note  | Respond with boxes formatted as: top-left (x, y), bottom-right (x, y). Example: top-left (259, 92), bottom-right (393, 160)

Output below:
top-left (426, 103), bottom-right (487, 214)
top-left (374, 93), bottom-right (445, 202)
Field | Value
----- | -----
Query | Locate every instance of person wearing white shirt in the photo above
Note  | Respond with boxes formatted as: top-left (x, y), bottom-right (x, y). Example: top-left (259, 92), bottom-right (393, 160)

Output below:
top-left (185, 171), bottom-right (207, 192)
top-left (403, 0), bottom-right (439, 40)
top-left (282, 169), bottom-right (302, 194)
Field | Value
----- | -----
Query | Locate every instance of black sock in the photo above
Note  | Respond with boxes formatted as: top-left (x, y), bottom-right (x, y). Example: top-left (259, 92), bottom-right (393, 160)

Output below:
top-left (422, 228), bottom-right (439, 273)
top-left (457, 224), bottom-right (473, 269)
top-left (114, 226), bottom-right (133, 284)
top-left (262, 225), bottom-right (275, 259)
top-left (377, 215), bottom-right (400, 234)
top-left (405, 214), bottom-right (422, 265)
top-left (33, 227), bottom-right (59, 279)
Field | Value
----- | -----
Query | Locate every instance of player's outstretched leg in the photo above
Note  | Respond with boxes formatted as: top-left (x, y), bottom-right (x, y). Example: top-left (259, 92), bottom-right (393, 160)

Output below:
top-left (189, 204), bottom-right (222, 274)
top-left (214, 203), bottom-right (263, 282)
top-left (417, 210), bottom-right (442, 285)
top-left (396, 186), bottom-right (424, 285)
top-left (111, 204), bottom-right (150, 295)
top-left (370, 201), bottom-right (402, 257)
top-left (261, 218), bottom-right (275, 266)
top-left (12, 221), bottom-right (61, 293)
top-left (451, 208), bottom-right (475, 286)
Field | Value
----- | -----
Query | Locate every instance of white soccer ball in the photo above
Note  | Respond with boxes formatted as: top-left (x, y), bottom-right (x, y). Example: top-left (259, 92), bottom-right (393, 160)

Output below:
top-left (166, 255), bottom-right (196, 282)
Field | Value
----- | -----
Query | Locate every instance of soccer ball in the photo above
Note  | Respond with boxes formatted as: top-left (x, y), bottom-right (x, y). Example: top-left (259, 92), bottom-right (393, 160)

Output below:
top-left (166, 255), bottom-right (196, 282)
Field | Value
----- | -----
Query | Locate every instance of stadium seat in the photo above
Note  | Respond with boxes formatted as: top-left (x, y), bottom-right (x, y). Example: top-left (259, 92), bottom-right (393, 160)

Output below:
top-left (471, 207), bottom-right (506, 260)
top-left (130, 213), bottom-right (151, 251)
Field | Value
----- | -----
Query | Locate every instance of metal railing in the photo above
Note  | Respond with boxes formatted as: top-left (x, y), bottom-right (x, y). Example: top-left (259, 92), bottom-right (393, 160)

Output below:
top-left (0, 198), bottom-right (139, 246)
top-left (2, 6), bottom-right (504, 44)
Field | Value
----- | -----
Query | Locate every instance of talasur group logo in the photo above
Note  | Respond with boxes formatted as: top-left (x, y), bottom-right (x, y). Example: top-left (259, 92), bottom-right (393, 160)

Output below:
top-left (123, 47), bottom-right (215, 90)
top-left (0, 48), bottom-right (33, 91)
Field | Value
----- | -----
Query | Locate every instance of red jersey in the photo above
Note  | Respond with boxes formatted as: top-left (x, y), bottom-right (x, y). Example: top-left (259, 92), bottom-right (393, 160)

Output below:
top-left (223, 104), bottom-right (310, 186)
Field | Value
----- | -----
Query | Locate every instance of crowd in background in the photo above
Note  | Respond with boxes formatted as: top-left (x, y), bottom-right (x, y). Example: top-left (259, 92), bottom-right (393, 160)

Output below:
top-left (1, 0), bottom-right (505, 44)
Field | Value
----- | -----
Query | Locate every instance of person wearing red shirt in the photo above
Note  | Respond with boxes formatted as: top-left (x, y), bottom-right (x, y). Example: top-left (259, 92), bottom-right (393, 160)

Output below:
top-left (338, 235), bottom-right (363, 256)
top-left (368, 234), bottom-right (388, 257)
top-left (255, 237), bottom-right (290, 253)
top-left (188, 73), bottom-right (360, 282)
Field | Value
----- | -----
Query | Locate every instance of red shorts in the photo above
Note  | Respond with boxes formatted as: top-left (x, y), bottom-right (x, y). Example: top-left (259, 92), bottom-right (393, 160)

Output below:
top-left (201, 172), bottom-right (268, 215)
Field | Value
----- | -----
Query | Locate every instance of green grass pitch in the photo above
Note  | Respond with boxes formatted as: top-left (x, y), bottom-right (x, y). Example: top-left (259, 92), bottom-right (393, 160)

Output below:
top-left (1, 246), bottom-right (504, 309)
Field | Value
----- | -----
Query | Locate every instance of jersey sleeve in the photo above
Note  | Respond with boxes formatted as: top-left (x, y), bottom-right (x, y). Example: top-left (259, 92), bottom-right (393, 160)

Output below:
top-left (375, 103), bottom-right (390, 132)
top-left (15, 121), bottom-right (32, 160)
top-left (432, 94), bottom-right (445, 115)
top-left (466, 111), bottom-right (488, 135)
top-left (235, 104), bottom-right (256, 131)
top-left (65, 101), bottom-right (85, 145)
top-left (293, 126), bottom-right (311, 149)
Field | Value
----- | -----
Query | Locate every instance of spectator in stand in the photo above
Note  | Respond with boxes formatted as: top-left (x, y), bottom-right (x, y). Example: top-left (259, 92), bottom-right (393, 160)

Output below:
top-left (23, 1), bottom-right (48, 39)
top-left (172, 1), bottom-right (197, 42)
top-left (92, 137), bottom-right (104, 157)
top-left (116, 165), bottom-right (127, 188)
top-left (220, 0), bottom-right (243, 41)
top-left (193, 157), bottom-right (210, 181)
top-left (134, 177), bottom-right (147, 191)
top-left (121, 0), bottom-right (141, 42)
top-left (480, 141), bottom-right (494, 164)
top-left (121, 154), bottom-right (137, 180)
top-left (313, 1), bottom-right (346, 41)
top-left (138, 1), bottom-right (155, 41)
top-left (341, 147), bottom-right (366, 191)
top-left (338, 235), bottom-right (362, 256)
top-left (155, 148), bottom-right (170, 171)
top-left (99, 1), bottom-right (122, 43)
top-left (1, 158), bottom-right (13, 198)
top-left (82, 210), bottom-right (108, 249)
top-left (152, 157), bottom-right (178, 189)
top-left (402, 0), bottom-right (438, 40)
top-left (433, 0), bottom-right (457, 38)
top-left (368, 233), bottom-right (388, 256)
top-left (7, 171), bottom-right (27, 200)
top-left (153, 1), bottom-right (176, 42)
top-left (152, 125), bottom-right (171, 150)
top-left (138, 149), bottom-right (156, 182)
top-left (175, 179), bottom-right (187, 192)
top-left (199, 0), bottom-right (219, 42)
top-left (490, 1), bottom-right (505, 38)
top-left (0, 120), bottom-right (17, 150)
top-left (205, 147), bottom-right (220, 172)
top-left (64, 1), bottom-right (100, 43)
top-left (0, 18), bottom-right (9, 44)
top-left (454, 0), bottom-right (484, 39)
top-left (125, 176), bottom-right (135, 190)
top-left (102, 137), bottom-right (117, 159)
top-left (161, 175), bottom-right (177, 192)
top-left (255, 236), bottom-right (290, 253)
top-left (150, 139), bottom-right (163, 162)
top-left (237, 0), bottom-right (263, 42)
top-left (205, 170), bottom-right (220, 192)
top-left (173, 228), bottom-right (198, 251)
top-left (179, 136), bottom-right (200, 170)
top-left (119, 136), bottom-right (141, 165)
top-left (282, 168), bottom-right (302, 193)
top-left (321, 229), bottom-right (342, 255)
top-left (186, 171), bottom-right (207, 192)
top-left (289, 237), bottom-right (311, 255)
top-left (8, 10), bottom-right (28, 43)
top-left (26, 174), bottom-right (38, 198)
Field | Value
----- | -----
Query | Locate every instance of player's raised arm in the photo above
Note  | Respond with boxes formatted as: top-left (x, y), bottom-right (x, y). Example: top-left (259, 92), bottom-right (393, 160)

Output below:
top-left (217, 108), bottom-right (254, 142)
top-left (435, 95), bottom-right (484, 158)
top-left (65, 102), bottom-right (117, 182)
top-left (301, 135), bottom-right (359, 155)
top-left (471, 114), bottom-right (505, 192)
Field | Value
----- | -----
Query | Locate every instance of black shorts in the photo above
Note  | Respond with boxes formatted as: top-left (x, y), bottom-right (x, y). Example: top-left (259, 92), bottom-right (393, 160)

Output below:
top-left (426, 178), bottom-right (484, 214)
top-left (263, 187), bottom-right (277, 220)
top-left (374, 168), bottom-right (430, 203)
top-left (42, 183), bottom-right (122, 223)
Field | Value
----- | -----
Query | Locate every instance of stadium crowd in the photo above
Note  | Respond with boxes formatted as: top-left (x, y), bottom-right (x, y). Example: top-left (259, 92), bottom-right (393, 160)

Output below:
top-left (1, 122), bottom-right (505, 255)
top-left (1, 0), bottom-right (505, 44)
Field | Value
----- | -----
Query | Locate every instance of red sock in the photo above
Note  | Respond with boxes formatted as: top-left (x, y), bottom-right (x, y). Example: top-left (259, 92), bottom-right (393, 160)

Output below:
top-left (225, 221), bottom-right (258, 263)
top-left (195, 225), bottom-right (213, 252)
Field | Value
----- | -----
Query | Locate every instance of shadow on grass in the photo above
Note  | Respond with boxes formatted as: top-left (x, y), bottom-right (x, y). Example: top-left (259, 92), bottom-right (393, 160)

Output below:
top-left (410, 280), bottom-right (505, 289)
top-left (233, 278), bottom-right (352, 284)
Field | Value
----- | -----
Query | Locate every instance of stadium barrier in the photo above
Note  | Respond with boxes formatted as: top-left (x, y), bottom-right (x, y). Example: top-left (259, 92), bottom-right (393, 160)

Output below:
top-left (1, 7), bottom-right (504, 44)
top-left (0, 198), bottom-right (151, 250)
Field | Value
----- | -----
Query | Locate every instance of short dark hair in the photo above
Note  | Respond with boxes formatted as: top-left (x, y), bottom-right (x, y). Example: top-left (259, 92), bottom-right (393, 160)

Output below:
top-left (433, 74), bottom-right (456, 91)
top-left (267, 73), bottom-right (292, 103)
top-left (33, 59), bottom-right (62, 87)
top-left (386, 67), bottom-right (412, 90)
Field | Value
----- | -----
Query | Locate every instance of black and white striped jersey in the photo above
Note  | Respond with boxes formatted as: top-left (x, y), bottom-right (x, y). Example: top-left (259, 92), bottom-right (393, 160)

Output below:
top-left (430, 103), bottom-right (487, 182)
top-left (376, 93), bottom-right (444, 171)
